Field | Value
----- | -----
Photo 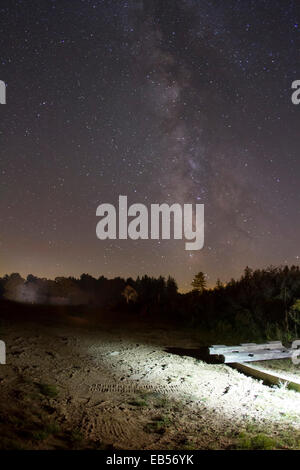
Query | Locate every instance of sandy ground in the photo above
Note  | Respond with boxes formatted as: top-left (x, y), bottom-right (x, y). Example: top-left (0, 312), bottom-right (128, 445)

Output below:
top-left (0, 317), bottom-right (300, 450)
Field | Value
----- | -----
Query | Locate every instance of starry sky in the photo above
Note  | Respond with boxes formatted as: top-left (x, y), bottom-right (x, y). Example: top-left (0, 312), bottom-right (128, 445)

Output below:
top-left (1, 0), bottom-right (300, 291)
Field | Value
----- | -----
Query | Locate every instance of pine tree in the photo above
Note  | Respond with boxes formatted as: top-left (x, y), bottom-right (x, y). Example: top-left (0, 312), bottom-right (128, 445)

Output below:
top-left (191, 272), bottom-right (207, 293)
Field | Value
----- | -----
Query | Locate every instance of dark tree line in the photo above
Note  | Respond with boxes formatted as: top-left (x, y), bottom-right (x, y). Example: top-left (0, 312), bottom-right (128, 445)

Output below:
top-left (180, 266), bottom-right (300, 341)
top-left (1, 266), bottom-right (300, 340)
top-left (0, 272), bottom-right (178, 313)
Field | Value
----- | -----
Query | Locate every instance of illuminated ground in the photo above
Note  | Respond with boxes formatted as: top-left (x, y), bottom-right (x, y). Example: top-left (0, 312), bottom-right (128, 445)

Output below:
top-left (0, 319), bottom-right (300, 450)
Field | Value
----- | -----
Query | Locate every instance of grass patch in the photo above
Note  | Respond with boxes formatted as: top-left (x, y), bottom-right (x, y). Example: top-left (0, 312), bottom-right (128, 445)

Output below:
top-left (45, 422), bottom-right (60, 434)
top-left (70, 429), bottom-right (83, 443)
top-left (153, 396), bottom-right (170, 409)
top-left (144, 415), bottom-right (172, 435)
top-left (37, 383), bottom-right (58, 398)
top-left (136, 391), bottom-right (172, 410)
top-left (234, 424), bottom-right (300, 450)
top-left (236, 432), bottom-right (278, 450)
top-left (31, 430), bottom-right (49, 441)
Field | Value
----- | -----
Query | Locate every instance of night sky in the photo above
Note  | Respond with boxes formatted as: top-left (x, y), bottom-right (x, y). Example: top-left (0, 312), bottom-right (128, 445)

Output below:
top-left (1, 0), bottom-right (300, 291)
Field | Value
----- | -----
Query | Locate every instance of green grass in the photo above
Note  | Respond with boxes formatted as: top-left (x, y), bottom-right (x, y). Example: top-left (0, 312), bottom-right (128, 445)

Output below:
top-left (234, 430), bottom-right (298, 450)
top-left (37, 383), bottom-right (58, 398)
top-left (136, 391), bottom-right (172, 409)
top-left (153, 396), bottom-right (170, 409)
top-left (32, 430), bottom-right (49, 441)
top-left (144, 415), bottom-right (172, 435)
top-left (45, 422), bottom-right (60, 434)
top-left (70, 429), bottom-right (83, 443)
top-left (236, 432), bottom-right (277, 450)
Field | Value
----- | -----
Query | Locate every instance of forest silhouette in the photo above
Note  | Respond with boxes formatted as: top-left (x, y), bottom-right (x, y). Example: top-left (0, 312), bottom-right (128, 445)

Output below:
top-left (1, 266), bottom-right (300, 343)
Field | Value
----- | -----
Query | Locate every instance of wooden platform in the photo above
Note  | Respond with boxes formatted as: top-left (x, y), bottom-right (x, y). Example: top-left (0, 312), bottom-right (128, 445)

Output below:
top-left (209, 340), bottom-right (300, 363)
top-left (208, 340), bottom-right (300, 392)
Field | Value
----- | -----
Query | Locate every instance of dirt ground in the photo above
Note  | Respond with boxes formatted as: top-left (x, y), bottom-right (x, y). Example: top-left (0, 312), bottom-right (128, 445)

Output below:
top-left (0, 316), bottom-right (300, 450)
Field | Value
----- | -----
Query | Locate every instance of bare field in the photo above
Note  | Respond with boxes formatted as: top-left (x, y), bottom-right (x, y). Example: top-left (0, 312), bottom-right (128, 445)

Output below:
top-left (0, 317), bottom-right (300, 450)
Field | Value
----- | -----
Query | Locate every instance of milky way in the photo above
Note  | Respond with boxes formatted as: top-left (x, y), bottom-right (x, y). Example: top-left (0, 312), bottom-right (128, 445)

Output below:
top-left (1, 0), bottom-right (300, 290)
